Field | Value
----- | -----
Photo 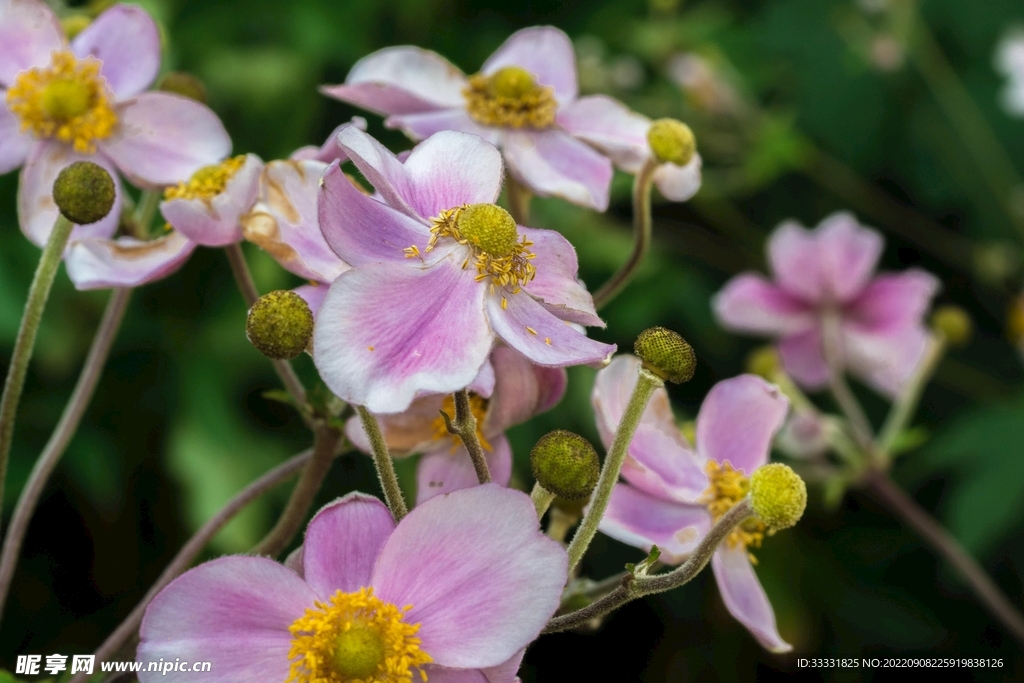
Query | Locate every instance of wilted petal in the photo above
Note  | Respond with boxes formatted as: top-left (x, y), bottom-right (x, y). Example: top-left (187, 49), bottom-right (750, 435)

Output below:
top-left (842, 324), bottom-right (932, 398)
top-left (301, 492), bottom-right (396, 598)
top-left (64, 232), bottom-right (196, 290)
top-left (484, 346), bottom-right (566, 434)
top-left (696, 375), bottom-right (788, 475)
top-left (0, 99), bottom-right (32, 173)
top-left (777, 327), bottom-right (830, 389)
top-left (137, 556), bottom-right (316, 683)
top-left (653, 154), bottom-right (702, 202)
top-left (519, 226), bottom-right (602, 327)
top-left (712, 545), bottom-right (792, 652)
top-left (0, 0), bottom-right (63, 87)
top-left (312, 258), bottom-right (492, 414)
top-left (17, 142), bottom-right (121, 246)
top-left (416, 435), bottom-right (513, 505)
top-left (814, 212), bottom-right (884, 303)
top-left (599, 484), bottom-right (710, 564)
top-left (101, 92), bottom-right (231, 188)
top-left (486, 290), bottom-right (614, 368)
top-left (161, 153), bottom-right (262, 247)
top-left (503, 130), bottom-right (611, 211)
top-left (482, 26), bottom-right (578, 104)
top-left (322, 46), bottom-right (467, 115)
top-left (71, 4), bottom-right (159, 99)
top-left (713, 273), bottom-right (814, 336)
top-left (557, 95), bottom-right (650, 172)
top-left (387, 108), bottom-right (502, 145)
top-left (372, 485), bottom-right (566, 668)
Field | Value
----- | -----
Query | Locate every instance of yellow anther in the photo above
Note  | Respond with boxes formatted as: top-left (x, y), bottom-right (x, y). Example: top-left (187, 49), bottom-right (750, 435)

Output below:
top-left (430, 394), bottom-right (492, 452)
top-left (701, 461), bottom-right (767, 563)
top-left (463, 66), bottom-right (558, 129)
top-left (164, 156), bottom-right (247, 202)
top-left (749, 463), bottom-right (807, 531)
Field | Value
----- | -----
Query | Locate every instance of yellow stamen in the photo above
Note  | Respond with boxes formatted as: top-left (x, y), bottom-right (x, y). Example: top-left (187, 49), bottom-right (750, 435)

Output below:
top-left (526, 326), bottom-right (537, 335)
top-left (164, 156), bottom-right (248, 202)
top-left (463, 66), bottom-right (558, 129)
top-left (6, 50), bottom-right (117, 153)
top-left (287, 587), bottom-right (432, 683)
top-left (700, 461), bottom-right (767, 564)
top-left (430, 394), bottom-right (492, 452)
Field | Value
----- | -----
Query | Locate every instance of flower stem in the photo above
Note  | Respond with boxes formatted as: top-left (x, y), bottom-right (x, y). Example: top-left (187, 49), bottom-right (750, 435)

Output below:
top-left (356, 406), bottom-right (408, 521)
top-left (545, 498), bottom-right (754, 633)
top-left (0, 215), bottom-right (76, 512)
top-left (593, 158), bottom-right (658, 311)
top-left (820, 310), bottom-right (876, 456)
top-left (531, 482), bottom-right (555, 519)
top-left (878, 334), bottom-right (946, 456)
top-left (506, 175), bottom-right (532, 226)
top-left (250, 425), bottom-right (342, 558)
top-left (451, 389), bottom-right (491, 484)
top-left (68, 448), bottom-right (316, 683)
top-left (0, 287), bottom-right (131, 623)
top-left (566, 368), bottom-right (662, 572)
top-left (863, 471), bottom-right (1024, 647)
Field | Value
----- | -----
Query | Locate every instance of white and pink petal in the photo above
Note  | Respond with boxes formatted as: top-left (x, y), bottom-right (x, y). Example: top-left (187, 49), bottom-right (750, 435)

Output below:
top-left (712, 545), bottom-right (792, 652)
top-left (482, 26), bottom-right (578, 104)
top-left (599, 484), bottom-right (710, 564)
top-left (502, 130), bottom-right (611, 211)
top-left (71, 4), bottom-right (159, 99)
top-left (695, 374), bottom-right (788, 475)
top-left (0, 0), bottom-right (63, 87)
top-left (519, 226), bottom-right (602, 327)
top-left (64, 231), bottom-right (196, 290)
top-left (415, 435), bottom-right (513, 505)
top-left (161, 153), bottom-right (262, 247)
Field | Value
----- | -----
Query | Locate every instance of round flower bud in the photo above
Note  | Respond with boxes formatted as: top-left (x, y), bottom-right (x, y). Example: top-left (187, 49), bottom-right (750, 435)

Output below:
top-left (634, 327), bottom-right (696, 383)
top-left (246, 290), bottom-right (314, 360)
top-left (52, 161), bottom-right (116, 225)
top-left (647, 118), bottom-right (696, 167)
top-left (158, 72), bottom-right (208, 103)
top-left (749, 463), bottom-right (807, 531)
top-left (530, 430), bottom-right (600, 501)
top-left (745, 345), bottom-right (781, 379)
top-left (931, 305), bottom-right (972, 347)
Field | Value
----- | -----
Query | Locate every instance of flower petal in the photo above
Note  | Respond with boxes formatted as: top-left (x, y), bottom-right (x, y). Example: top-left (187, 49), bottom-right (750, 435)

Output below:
top-left (0, 98), bottom-right (32, 173)
top-left (161, 153), bottom-right (262, 247)
top-left (416, 435), bottom-right (513, 505)
top-left (64, 232), bottom-right (196, 290)
top-left (347, 393), bottom-right (448, 457)
top-left (424, 650), bottom-right (525, 683)
top-left (317, 160), bottom-right (431, 266)
top-left (401, 130), bottom-right (504, 218)
top-left (519, 226), bottom-right (602, 327)
top-left (101, 92), bottom-right (231, 188)
top-left (17, 142), bottom-right (122, 247)
top-left (386, 108), bottom-right (502, 145)
top-left (696, 375), bottom-right (788, 475)
top-left (289, 117), bottom-right (366, 163)
top-left (502, 130), bottom-right (611, 211)
top-left (712, 273), bottom-right (814, 336)
top-left (312, 258), bottom-right (492, 414)
top-left (71, 4), bottom-right (159, 99)
top-left (653, 154), bottom-right (703, 202)
top-left (321, 46), bottom-right (467, 115)
top-left (0, 0), bottom-right (63, 87)
top-left (486, 290), bottom-right (614, 368)
top-left (599, 484), bottom-right (711, 563)
top-left (293, 283), bottom-right (329, 317)
top-left (137, 556), bottom-right (316, 683)
top-left (484, 346), bottom-right (566, 434)
top-left (372, 484), bottom-right (567, 669)
top-left (777, 327), bottom-right (830, 389)
top-left (842, 324), bottom-right (932, 398)
top-left (814, 212), bottom-right (884, 303)
top-left (482, 26), bottom-right (578, 104)
top-left (766, 220), bottom-right (825, 304)
top-left (844, 269), bottom-right (940, 333)
top-left (242, 158), bottom-right (349, 282)
top-left (712, 545), bottom-right (792, 652)
top-left (556, 94), bottom-right (650, 172)
top-left (301, 492), bottom-right (396, 598)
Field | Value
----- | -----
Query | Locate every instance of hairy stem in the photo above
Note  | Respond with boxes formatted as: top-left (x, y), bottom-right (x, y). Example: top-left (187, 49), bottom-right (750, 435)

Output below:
top-left (566, 368), bottom-right (662, 572)
top-left (356, 406), bottom-right (408, 521)
top-left (452, 389), bottom-right (491, 484)
top-left (531, 482), bottom-right (555, 519)
top-left (0, 287), bottom-right (131, 622)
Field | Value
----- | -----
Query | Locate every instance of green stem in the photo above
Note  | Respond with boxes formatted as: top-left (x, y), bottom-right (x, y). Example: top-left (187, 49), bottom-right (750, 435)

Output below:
top-left (593, 158), bottom-right (659, 310)
top-left (821, 310), bottom-right (876, 456)
top-left (565, 368), bottom-right (662, 572)
top-left (530, 482), bottom-right (555, 519)
top-left (877, 334), bottom-right (946, 455)
top-left (452, 389), bottom-right (491, 484)
top-left (356, 406), bottom-right (408, 521)
top-left (506, 175), bottom-right (532, 226)
top-left (0, 215), bottom-right (76, 510)
top-left (134, 190), bottom-right (161, 238)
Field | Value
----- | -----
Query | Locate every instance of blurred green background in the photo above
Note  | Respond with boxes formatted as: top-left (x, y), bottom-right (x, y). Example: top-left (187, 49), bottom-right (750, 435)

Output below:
top-left (3, 0), bottom-right (1024, 680)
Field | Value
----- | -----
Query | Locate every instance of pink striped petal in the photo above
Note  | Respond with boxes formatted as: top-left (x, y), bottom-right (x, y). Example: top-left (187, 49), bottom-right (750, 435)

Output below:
top-left (599, 484), bottom-right (710, 564)
top-left (424, 650), bottom-right (525, 683)
top-left (387, 108), bottom-right (502, 145)
top-left (161, 154), bottom-right (261, 247)
top-left (482, 27), bottom-right (578, 104)
top-left (0, 97), bottom-right (32, 173)
top-left (814, 212), bottom-right (884, 303)
top-left (502, 130), bottom-right (611, 211)
top-left (696, 375), bottom-right (788, 475)
top-left (293, 283), bottom-right (328, 317)
top-left (401, 131), bottom-right (504, 218)
top-left (372, 485), bottom-right (566, 668)
top-left (289, 117), bottom-right (365, 163)
top-left (416, 435), bottom-right (513, 505)
top-left (713, 273), bottom-right (814, 336)
top-left (484, 346), bottom-right (566, 433)
top-left (0, 0), bottom-right (63, 87)
top-left (64, 231), bottom-right (196, 290)
top-left (766, 220), bottom-right (824, 304)
top-left (844, 269), bottom-right (939, 333)
top-left (712, 545), bottom-right (791, 652)
top-left (519, 226), bottom-right (602, 327)
top-left (71, 5), bottom-right (159, 99)
top-left (777, 327), bottom-right (830, 389)
top-left (842, 324), bottom-right (932, 398)
top-left (556, 94), bottom-right (650, 172)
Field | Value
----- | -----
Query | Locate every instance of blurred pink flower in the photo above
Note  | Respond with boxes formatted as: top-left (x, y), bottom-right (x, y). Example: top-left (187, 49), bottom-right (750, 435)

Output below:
top-left (713, 212), bottom-right (939, 397)
top-left (593, 355), bottom-right (792, 652)
top-left (312, 126), bottom-right (613, 413)
top-left (137, 485), bottom-right (566, 683)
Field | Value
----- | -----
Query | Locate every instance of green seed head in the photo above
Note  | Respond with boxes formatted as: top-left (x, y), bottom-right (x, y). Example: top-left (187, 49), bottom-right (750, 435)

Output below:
top-left (634, 327), bottom-right (696, 384)
top-left (332, 625), bottom-right (385, 679)
top-left (52, 161), bottom-right (115, 225)
top-left (931, 305), bottom-right (972, 347)
top-left (531, 430), bottom-right (601, 500)
top-left (647, 118), bottom-right (696, 166)
top-left (245, 290), bottom-right (314, 360)
top-left (158, 72), bottom-right (208, 103)
top-left (488, 66), bottom-right (537, 99)
top-left (749, 463), bottom-right (807, 531)
top-left (456, 203), bottom-right (519, 256)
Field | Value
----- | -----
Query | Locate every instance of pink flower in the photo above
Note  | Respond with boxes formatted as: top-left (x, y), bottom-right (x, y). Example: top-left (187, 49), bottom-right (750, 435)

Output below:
top-left (713, 212), bottom-right (940, 396)
top-left (593, 355), bottom-right (792, 652)
top-left (312, 126), bottom-right (614, 413)
top-left (347, 346), bottom-right (567, 504)
top-left (0, 1), bottom-right (230, 246)
top-left (322, 27), bottom-right (639, 210)
top-left (137, 485), bottom-right (566, 683)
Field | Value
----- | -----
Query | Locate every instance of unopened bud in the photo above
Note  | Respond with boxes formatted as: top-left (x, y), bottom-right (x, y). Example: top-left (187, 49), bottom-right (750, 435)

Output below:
top-left (158, 72), bottom-right (208, 103)
top-left (634, 327), bottom-right (696, 383)
top-left (647, 118), bottom-right (696, 166)
top-left (246, 290), bottom-right (314, 360)
top-left (931, 305), bottom-right (972, 347)
top-left (745, 345), bottom-right (781, 379)
top-left (531, 430), bottom-right (600, 501)
top-left (749, 463), bottom-right (806, 531)
top-left (53, 161), bottom-right (115, 225)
